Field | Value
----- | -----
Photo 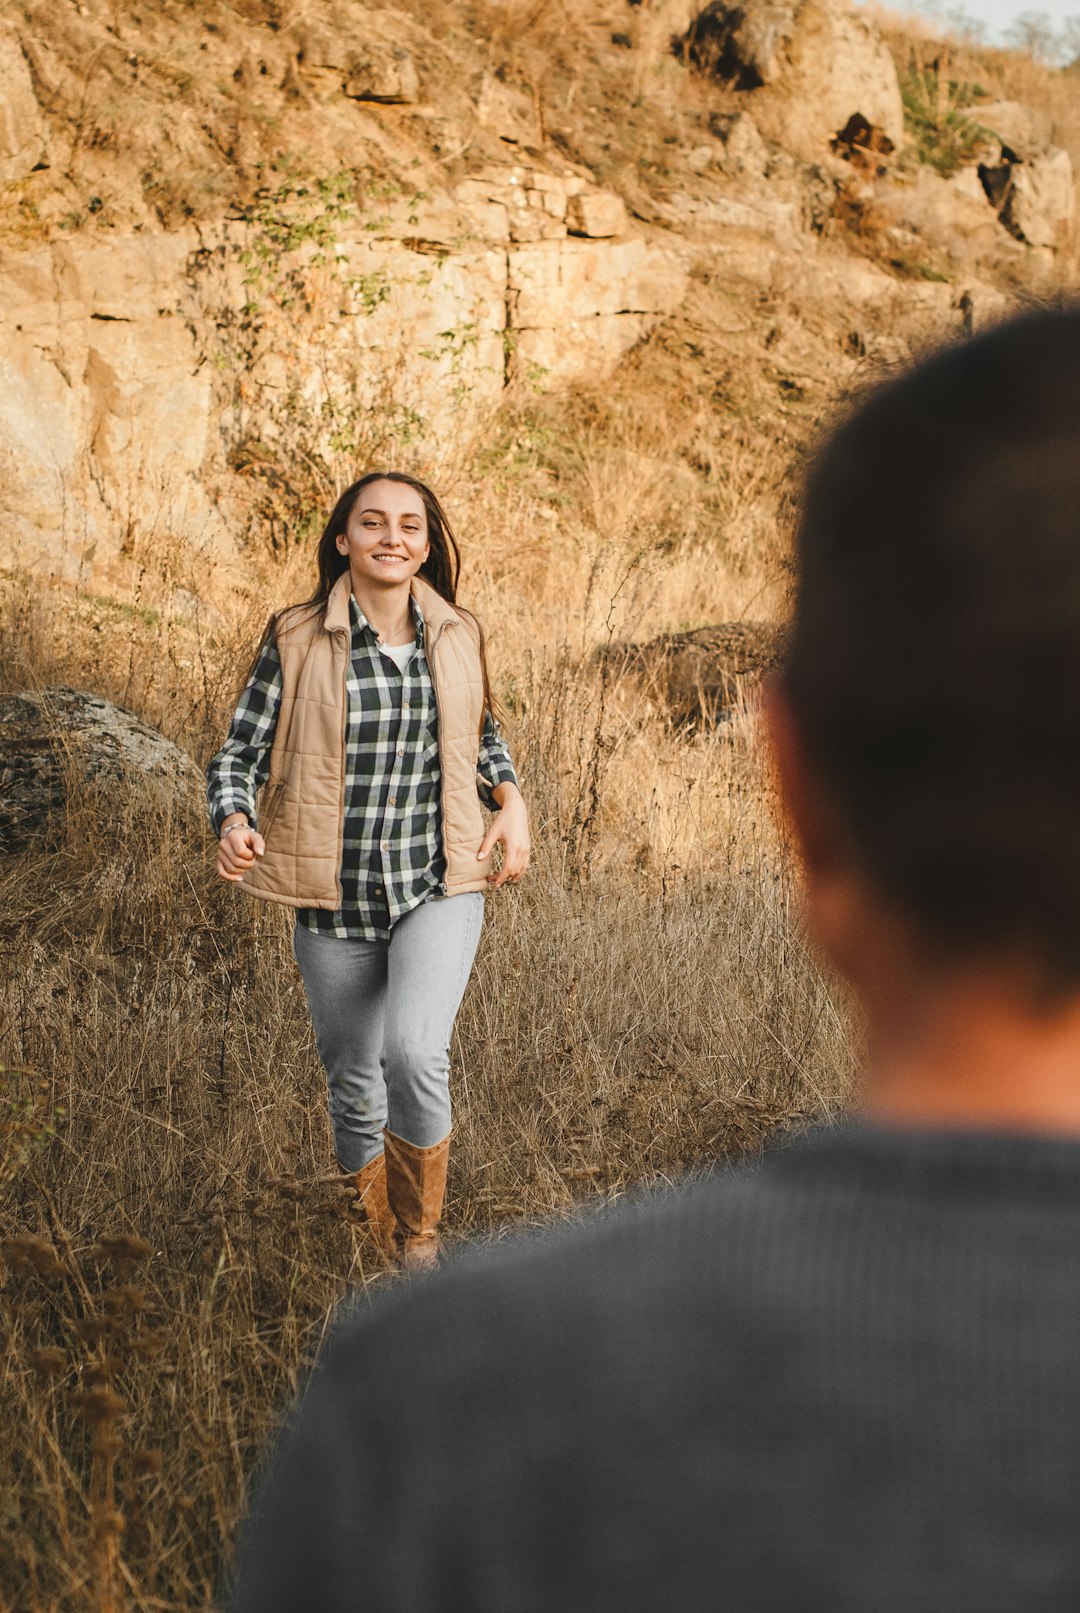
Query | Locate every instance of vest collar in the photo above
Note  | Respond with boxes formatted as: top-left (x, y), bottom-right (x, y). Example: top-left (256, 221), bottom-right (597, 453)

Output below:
top-left (322, 570), bottom-right (463, 638)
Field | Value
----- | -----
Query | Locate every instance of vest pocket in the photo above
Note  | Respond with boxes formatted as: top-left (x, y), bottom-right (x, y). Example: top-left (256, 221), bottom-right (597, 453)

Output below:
top-left (259, 777), bottom-right (287, 836)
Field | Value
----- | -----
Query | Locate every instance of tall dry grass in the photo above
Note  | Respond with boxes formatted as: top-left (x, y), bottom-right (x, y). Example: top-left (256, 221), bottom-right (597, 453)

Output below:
top-left (0, 380), bottom-right (856, 1612)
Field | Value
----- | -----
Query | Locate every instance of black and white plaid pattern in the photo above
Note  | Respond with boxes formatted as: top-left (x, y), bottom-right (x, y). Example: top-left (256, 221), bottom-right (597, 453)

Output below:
top-left (206, 596), bottom-right (518, 940)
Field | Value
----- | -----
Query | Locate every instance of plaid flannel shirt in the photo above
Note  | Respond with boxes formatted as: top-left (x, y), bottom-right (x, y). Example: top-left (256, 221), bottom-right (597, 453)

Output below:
top-left (206, 596), bottom-right (518, 941)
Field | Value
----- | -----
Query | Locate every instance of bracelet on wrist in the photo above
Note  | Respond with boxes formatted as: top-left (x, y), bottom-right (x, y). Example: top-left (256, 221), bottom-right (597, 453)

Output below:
top-left (220, 821), bottom-right (251, 841)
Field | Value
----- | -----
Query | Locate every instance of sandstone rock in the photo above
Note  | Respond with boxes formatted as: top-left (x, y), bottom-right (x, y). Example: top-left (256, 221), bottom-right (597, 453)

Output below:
top-left (508, 237), bottom-right (687, 383)
top-left (0, 229), bottom-right (220, 587)
top-left (0, 26), bottom-right (49, 183)
top-left (509, 237), bottom-right (687, 327)
top-left (686, 0), bottom-right (903, 159)
top-left (454, 164), bottom-right (593, 241)
top-left (687, 0), bottom-right (794, 84)
top-left (0, 688), bottom-right (200, 850)
top-left (1000, 147), bottom-right (1074, 250)
top-left (612, 623), bottom-right (785, 726)
top-left (342, 43), bottom-right (418, 103)
top-left (877, 167), bottom-right (1005, 264)
top-left (566, 190), bottom-right (628, 238)
top-left (712, 110), bottom-right (769, 177)
top-left (475, 73), bottom-right (541, 145)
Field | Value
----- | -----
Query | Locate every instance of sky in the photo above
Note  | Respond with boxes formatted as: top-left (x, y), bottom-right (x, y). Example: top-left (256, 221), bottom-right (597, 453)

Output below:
top-left (860, 0), bottom-right (1080, 50)
top-left (959, 0), bottom-right (1076, 41)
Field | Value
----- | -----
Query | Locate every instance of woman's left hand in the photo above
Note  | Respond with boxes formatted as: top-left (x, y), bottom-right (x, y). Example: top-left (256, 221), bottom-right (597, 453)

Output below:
top-left (479, 783), bottom-right (531, 888)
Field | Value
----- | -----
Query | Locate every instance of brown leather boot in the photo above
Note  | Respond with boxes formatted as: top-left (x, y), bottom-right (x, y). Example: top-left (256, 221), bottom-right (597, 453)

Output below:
top-left (347, 1153), bottom-right (396, 1260)
top-left (383, 1129), bottom-right (451, 1273)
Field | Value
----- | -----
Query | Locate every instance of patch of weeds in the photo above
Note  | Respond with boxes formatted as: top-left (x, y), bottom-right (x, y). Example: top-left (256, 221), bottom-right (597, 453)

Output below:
top-left (86, 594), bottom-right (161, 630)
top-left (900, 65), bottom-right (989, 176)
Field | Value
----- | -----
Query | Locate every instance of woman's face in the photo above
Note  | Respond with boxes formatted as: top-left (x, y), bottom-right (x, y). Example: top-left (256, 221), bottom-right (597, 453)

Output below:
top-left (337, 479), bottom-right (430, 590)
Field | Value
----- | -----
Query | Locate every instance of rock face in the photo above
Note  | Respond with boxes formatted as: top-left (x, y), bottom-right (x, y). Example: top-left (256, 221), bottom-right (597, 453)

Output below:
top-left (342, 44), bottom-right (418, 103)
top-left (0, 160), bottom-right (686, 589)
top-left (996, 148), bottom-right (1074, 250)
top-left (0, 689), bottom-right (200, 850)
top-left (686, 0), bottom-right (904, 158)
top-left (713, 111), bottom-right (770, 178)
top-left (613, 624), bottom-right (785, 726)
top-left (0, 26), bottom-right (48, 183)
top-left (566, 190), bottom-right (629, 239)
top-left (508, 236), bottom-right (687, 383)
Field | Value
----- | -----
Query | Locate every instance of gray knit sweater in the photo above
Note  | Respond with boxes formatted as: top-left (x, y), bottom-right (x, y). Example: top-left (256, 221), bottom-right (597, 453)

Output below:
top-left (228, 1124), bottom-right (1080, 1611)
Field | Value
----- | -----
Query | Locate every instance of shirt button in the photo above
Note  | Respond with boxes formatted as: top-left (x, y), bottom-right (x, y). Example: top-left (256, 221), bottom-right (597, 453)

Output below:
top-left (374, 886), bottom-right (383, 896)
top-left (397, 746), bottom-right (404, 756)
top-left (381, 841), bottom-right (389, 852)
top-left (388, 796), bottom-right (397, 807)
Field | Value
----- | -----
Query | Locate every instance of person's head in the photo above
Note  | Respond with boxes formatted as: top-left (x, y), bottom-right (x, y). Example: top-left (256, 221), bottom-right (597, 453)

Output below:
top-left (294, 470), bottom-right (499, 724)
top-left (770, 308), bottom-right (1080, 1007)
top-left (311, 472), bottom-right (461, 605)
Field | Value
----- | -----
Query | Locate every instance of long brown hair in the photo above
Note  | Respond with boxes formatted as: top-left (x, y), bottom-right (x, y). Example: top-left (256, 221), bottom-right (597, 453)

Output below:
top-left (257, 472), bottom-right (501, 727)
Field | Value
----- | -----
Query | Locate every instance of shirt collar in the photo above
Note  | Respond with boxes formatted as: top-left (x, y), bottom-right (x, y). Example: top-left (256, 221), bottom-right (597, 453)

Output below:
top-left (348, 592), bottom-right (426, 645)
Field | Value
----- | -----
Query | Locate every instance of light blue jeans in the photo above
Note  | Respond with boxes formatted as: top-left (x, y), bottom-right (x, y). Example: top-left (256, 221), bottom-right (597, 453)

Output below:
top-left (292, 893), bottom-right (484, 1172)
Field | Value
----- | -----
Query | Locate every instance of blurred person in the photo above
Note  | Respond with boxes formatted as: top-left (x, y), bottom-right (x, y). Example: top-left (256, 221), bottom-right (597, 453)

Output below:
top-left (227, 311), bottom-right (1080, 1610)
top-left (206, 472), bottom-right (529, 1270)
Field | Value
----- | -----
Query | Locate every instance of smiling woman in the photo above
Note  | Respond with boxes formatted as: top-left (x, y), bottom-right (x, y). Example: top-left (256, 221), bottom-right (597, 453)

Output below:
top-left (205, 471), bottom-right (530, 1270)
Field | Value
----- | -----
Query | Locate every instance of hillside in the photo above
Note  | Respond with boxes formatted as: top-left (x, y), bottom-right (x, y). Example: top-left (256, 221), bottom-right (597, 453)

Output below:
top-left (2, 0), bottom-right (1076, 642)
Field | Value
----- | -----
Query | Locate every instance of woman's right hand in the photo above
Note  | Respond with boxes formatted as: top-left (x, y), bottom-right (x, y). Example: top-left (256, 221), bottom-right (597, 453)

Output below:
top-left (216, 819), bottom-right (266, 883)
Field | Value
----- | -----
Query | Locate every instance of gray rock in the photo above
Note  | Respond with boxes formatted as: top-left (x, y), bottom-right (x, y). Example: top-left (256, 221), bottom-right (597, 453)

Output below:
top-left (342, 43), bottom-right (419, 104)
top-left (683, 0), bottom-right (904, 158)
top-left (0, 687), bottom-right (200, 850)
top-left (1001, 148), bottom-right (1074, 250)
top-left (711, 110), bottom-right (770, 177)
top-left (609, 623), bottom-right (785, 726)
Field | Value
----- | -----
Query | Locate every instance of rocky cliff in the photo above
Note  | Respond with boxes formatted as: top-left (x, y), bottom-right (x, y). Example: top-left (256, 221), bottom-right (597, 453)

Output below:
top-left (0, 0), bottom-right (1075, 609)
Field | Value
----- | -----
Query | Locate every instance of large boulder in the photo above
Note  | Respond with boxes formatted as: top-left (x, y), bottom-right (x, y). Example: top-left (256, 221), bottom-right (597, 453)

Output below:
top-left (342, 43), bottom-right (419, 104)
top-left (876, 166), bottom-right (1013, 267)
top-left (685, 0), bottom-right (904, 160)
top-left (612, 623), bottom-right (785, 726)
top-left (996, 147), bottom-right (1074, 251)
top-left (0, 688), bottom-right (200, 850)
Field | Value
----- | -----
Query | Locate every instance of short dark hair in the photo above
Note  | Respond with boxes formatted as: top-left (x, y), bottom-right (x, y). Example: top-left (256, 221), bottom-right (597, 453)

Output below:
top-left (784, 308), bottom-right (1080, 992)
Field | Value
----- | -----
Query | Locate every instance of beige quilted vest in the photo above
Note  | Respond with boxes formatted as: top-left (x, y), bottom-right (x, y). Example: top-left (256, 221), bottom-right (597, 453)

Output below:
top-left (239, 572), bottom-right (492, 908)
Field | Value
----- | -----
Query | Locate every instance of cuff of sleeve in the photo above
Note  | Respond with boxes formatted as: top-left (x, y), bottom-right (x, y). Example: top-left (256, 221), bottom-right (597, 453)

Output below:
top-left (211, 799), bottom-right (258, 837)
top-left (476, 764), bottom-right (519, 811)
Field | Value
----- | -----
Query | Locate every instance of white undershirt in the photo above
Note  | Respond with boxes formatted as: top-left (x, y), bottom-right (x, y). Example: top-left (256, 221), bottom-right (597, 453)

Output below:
top-left (380, 640), bottom-right (416, 673)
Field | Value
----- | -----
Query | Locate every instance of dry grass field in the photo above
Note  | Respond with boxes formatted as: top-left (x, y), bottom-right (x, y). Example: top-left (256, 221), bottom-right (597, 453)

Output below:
top-left (0, 365), bottom-right (857, 1611)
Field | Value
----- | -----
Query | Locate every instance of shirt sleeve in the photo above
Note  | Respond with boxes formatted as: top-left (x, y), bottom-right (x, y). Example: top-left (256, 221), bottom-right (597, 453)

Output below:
top-left (476, 710), bottom-right (519, 810)
top-left (205, 631), bottom-right (283, 836)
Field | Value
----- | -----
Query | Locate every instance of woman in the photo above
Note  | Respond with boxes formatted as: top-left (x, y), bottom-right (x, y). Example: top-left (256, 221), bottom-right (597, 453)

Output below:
top-left (206, 472), bottom-right (530, 1270)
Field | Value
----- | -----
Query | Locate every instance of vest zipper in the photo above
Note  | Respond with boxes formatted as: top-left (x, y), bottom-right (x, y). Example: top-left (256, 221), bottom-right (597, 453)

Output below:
top-left (427, 617), bottom-right (453, 897)
top-left (336, 627), bottom-right (349, 908)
